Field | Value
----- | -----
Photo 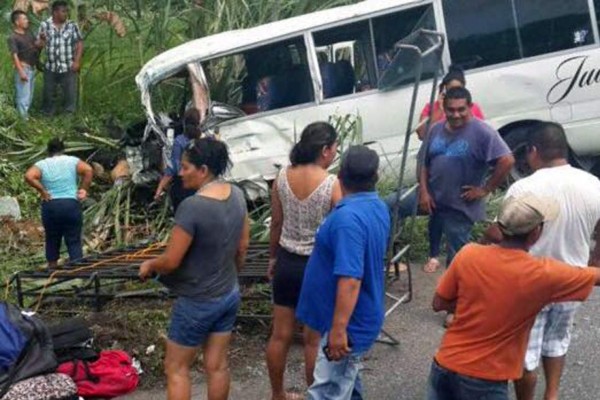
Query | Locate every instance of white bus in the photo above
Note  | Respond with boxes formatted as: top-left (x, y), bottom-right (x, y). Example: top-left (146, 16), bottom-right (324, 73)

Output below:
top-left (136, 0), bottom-right (600, 195)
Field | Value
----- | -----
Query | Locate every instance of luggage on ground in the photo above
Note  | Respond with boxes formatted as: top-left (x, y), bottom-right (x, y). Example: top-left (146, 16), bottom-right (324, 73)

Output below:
top-left (57, 350), bottom-right (139, 399)
top-left (49, 318), bottom-right (98, 364)
top-left (1, 373), bottom-right (78, 400)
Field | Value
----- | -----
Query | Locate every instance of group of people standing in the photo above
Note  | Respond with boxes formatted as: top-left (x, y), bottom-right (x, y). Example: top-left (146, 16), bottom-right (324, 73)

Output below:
top-left (8, 1), bottom-right (83, 118)
top-left (20, 61), bottom-right (600, 400)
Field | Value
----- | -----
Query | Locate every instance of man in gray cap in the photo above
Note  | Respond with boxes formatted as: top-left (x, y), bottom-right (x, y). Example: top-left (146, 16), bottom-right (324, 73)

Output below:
top-left (296, 145), bottom-right (390, 400)
top-left (427, 193), bottom-right (600, 400)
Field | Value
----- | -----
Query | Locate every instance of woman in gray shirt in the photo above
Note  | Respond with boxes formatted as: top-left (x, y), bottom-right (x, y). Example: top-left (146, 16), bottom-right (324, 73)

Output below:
top-left (140, 137), bottom-right (249, 400)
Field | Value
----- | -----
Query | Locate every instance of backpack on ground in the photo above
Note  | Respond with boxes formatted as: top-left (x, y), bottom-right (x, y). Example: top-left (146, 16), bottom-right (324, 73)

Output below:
top-left (49, 318), bottom-right (98, 364)
top-left (1, 373), bottom-right (78, 400)
top-left (57, 350), bottom-right (139, 399)
top-left (0, 303), bottom-right (58, 398)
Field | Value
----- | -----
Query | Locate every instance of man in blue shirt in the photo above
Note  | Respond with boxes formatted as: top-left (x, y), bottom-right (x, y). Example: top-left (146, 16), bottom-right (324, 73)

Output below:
top-left (296, 146), bottom-right (390, 400)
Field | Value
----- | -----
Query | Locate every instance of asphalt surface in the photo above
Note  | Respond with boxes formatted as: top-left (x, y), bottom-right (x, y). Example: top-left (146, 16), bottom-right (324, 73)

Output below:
top-left (122, 267), bottom-right (600, 399)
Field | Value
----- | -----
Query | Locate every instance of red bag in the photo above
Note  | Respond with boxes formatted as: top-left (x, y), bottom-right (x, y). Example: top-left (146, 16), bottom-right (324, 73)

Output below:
top-left (57, 350), bottom-right (139, 398)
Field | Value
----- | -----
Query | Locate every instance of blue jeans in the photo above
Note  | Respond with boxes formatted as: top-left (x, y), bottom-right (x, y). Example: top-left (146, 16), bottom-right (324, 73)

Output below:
top-left (15, 65), bottom-right (35, 118)
top-left (427, 360), bottom-right (508, 400)
top-left (41, 199), bottom-right (83, 263)
top-left (42, 70), bottom-right (77, 115)
top-left (384, 189), bottom-right (418, 220)
top-left (384, 190), bottom-right (444, 259)
top-left (429, 210), bottom-right (473, 266)
top-left (168, 287), bottom-right (241, 347)
top-left (308, 335), bottom-right (364, 400)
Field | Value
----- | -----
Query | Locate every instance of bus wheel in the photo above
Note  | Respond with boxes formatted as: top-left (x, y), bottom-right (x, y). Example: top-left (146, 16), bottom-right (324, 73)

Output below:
top-left (503, 126), bottom-right (533, 183)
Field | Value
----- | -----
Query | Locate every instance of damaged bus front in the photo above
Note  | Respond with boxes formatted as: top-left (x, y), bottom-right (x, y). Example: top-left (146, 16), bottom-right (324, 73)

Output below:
top-left (135, 0), bottom-right (442, 199)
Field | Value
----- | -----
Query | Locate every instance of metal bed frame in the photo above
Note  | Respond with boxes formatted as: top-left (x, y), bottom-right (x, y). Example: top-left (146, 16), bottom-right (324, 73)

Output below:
top-left (376, 29), bottom-right (445, 345)
top-left (10, 241), bottom-right (272, 317)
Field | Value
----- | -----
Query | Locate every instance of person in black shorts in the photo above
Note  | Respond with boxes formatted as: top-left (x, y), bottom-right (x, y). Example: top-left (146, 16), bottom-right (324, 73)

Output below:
top-left (266, 122), bottom-right (342, 400)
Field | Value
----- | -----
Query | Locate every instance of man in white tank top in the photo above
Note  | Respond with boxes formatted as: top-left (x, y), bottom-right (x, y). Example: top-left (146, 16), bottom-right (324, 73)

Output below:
top-left (504, 123), bottom-right (600, 400)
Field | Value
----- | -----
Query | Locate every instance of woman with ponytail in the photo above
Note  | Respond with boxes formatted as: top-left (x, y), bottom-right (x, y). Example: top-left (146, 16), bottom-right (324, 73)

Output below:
top-left (266, 122), bottom-right (342, 400)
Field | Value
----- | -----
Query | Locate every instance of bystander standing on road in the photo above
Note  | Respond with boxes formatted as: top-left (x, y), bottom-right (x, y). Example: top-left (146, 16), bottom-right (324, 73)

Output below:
top-left (418, 87), bottom-right (514, 326)
top-left (266, 122), bottom-right (342, 400)
top-left (428, 193), bottom-right (600, 400)
top-left (488, 122), bottom-right (600, 400)
top-left (139, 138), bottom-right (250, 400)
top-left (296, 146), bottom-right (390, 400)
top-left (24, 138), bottom-right (93, 268)
top-left (385, 66), bottom-right (486, 273)
top-left (37, 0), bottom-right (84, 115)
top-left (8, 10), bottom-right (43, 119)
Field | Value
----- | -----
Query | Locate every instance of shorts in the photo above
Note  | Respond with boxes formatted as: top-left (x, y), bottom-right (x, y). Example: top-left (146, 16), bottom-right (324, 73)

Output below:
top-left (272, 247), bottom-right (309, 309)
top-left (168, 287), bottom-right (241, 347)
top-left (524, 302), bottom-right (580, 371)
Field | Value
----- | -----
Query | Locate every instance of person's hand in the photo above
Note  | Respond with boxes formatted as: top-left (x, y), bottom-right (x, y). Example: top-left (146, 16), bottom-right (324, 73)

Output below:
top-left (71, 60), bottom-right (81, 73)
top-left (154, 188), bottom-right (165, 202)
top-left (139, 261), bottom-right (154, 281)
top-left (77, 189), bottom-right (87, 201)
top-left (41, 190), bottom-right (51, 202)
top-left (461, 186), bottom-right (489, 202)
top-left (419, 190), bottom-right (435, 214)
top-left (327, 327), bottom-right (351, 361)
top-left (19, 72), bottom-right (28, 82)
top-left (267, 258), bottom-right (277, 281)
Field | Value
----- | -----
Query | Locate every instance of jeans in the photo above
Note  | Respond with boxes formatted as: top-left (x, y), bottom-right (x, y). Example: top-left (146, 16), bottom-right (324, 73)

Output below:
top-left (42, 70), bottom-right (77, 115)
top-left (384, 189), bottom-right (418, 221)
top-left (41, 199), bottom-right (83, 263)
top-left (426, 360), bottom-right (508, 400)
top-left (14, 65), bottom-right (35, 118)
top-left (428, 209), bottom-right (473, 266)
top-left (308, 335), bottom-right (364, 400)
top-left (168, 286), bottom-right (241, 347)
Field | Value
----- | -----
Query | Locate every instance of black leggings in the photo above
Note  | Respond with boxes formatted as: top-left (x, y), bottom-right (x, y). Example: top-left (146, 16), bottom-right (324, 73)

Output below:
top-left (41, 199), bottom-right (83, 263)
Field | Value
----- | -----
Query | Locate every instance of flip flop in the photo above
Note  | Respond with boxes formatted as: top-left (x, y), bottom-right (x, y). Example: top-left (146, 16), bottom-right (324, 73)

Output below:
top-left (423, 258), bottom-right (441, 273)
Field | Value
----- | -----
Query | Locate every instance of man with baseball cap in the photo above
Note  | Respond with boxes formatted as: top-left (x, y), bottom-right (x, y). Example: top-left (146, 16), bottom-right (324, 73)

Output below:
top-left (296, 145), bottom-right (390, 399)
top-left (427, 193), bottom-right (600, 400)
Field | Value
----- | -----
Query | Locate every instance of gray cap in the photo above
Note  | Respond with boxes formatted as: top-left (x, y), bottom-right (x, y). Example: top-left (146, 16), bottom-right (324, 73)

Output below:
top-left (497, 193), bottom-right (559, 236)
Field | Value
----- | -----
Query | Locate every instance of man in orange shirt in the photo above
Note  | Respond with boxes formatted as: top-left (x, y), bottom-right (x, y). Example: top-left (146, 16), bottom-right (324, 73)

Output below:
top-left (427, 193), bottom-right (600, 400)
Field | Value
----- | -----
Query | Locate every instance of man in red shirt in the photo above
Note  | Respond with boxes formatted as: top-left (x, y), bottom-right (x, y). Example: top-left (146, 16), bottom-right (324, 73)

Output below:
top-left (427, 193), bottom-right (600, 400)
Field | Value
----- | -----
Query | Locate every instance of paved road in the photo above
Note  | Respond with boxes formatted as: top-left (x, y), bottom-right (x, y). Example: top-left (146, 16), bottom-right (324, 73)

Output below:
top-left (122, 267), bottom-right (600, 399)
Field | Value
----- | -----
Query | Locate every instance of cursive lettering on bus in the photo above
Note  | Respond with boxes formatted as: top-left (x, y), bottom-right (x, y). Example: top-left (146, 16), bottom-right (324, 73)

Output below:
top-left (547, 56), bottom-right (600, 105)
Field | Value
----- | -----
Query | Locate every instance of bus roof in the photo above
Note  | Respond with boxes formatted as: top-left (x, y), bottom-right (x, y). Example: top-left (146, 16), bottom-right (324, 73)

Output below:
top-left (135, 0), bottom-right (422, 92)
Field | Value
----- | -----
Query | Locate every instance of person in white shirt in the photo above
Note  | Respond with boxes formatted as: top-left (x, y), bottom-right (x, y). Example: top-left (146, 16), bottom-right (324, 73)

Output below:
top-left (488, 122), bottom-right (600, 400)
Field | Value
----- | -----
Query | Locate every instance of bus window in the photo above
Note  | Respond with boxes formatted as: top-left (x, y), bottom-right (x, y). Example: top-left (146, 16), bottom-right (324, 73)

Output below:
top-left (372, 4), bottom-right (437, 85)
top-left (203, 37), bottom-right (314, 115)
top-left (515, 0), bottom-right (594, 57)
top-left (312, 21), bottom-right (377, 98)
top-left (443, 0), bottom-right (520, 70)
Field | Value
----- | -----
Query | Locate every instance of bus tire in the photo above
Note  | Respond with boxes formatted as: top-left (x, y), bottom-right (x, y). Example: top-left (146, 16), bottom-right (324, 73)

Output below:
top-left (503, 126), bottom-right (533, 182)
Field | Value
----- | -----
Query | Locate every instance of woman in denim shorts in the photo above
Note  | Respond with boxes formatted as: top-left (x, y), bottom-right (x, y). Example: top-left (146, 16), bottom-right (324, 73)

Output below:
top-left (140, 137), bottom-right (249, 400)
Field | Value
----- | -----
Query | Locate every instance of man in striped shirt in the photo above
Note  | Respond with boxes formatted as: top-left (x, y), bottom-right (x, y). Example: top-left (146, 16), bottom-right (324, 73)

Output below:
top-left (37, 0), bottom-right (83, 115)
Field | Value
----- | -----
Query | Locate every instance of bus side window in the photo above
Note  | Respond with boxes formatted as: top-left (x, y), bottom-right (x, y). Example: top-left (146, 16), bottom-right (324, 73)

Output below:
top-left (515, 0), bottom-right (594, 57)
top-left (372, 4), bottom-right (437, 87)
top-left (204, 36), bottom-right (314, 115)
top-left (443, 0), bottom-right (521, 70)
top-left (312, 21), bottom-right (377, 98)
